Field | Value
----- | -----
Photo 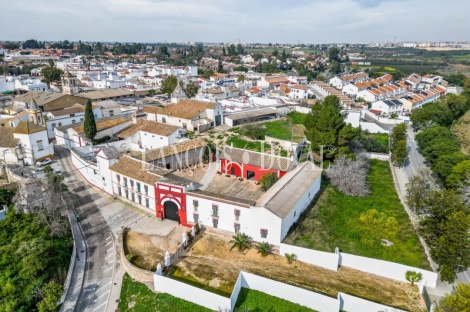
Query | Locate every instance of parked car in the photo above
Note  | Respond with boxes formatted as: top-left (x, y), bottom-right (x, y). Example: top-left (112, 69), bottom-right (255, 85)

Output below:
top-left (36, 158), bottom-right (52, 167)
top-left (54, 169), bottom-right (62, 176)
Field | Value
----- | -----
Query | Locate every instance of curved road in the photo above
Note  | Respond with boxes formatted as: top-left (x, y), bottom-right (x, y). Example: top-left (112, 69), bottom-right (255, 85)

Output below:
top-left (56, 147), bottom-right (116, 312)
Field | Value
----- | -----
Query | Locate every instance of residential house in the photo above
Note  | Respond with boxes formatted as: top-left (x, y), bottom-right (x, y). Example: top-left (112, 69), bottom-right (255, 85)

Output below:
top-left (289, 84), bottom-right (308, 99)
top-left (329, 72), bottom-right (368, 89)
top-left (370, 100), bottom-right (404, 117)
top-left (76, 88), bottom-right (134, 102)
top-left (13, 90), bottom-right (89, 112)
top-left (401, 88), bottom-right (442, 114)
top-left (356, 82), bottom-right (408, 102)
top-left (46, 104), bottom-right (103, 139)
top-left (115, 119), bottom-right (183, 151)
top-left (94, 100), bottom-right (121, 117)
top-left (156, 99), bottom-right (223, 132)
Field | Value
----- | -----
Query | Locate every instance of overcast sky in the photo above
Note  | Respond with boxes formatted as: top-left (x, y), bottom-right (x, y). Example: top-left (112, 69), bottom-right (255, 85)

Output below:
top-left (1, 0), bottom-right (468, 43)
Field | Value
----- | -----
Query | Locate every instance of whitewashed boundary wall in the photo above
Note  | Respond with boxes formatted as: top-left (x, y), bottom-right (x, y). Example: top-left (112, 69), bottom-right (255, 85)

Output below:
top-left (339, 252), bottom-right (438, 288)
top-left (338, 293), bottom-right (406, 312)
top-left (280, 243), bottom-right (339, 271)
top-left (154, 273), bottom-right (231, 311)
top-left (240, 271), bottom-right (339, 312)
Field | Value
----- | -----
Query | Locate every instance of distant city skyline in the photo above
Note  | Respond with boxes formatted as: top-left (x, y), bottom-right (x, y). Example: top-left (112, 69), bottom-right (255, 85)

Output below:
top-left (1, 0), bottom-right (469, 43)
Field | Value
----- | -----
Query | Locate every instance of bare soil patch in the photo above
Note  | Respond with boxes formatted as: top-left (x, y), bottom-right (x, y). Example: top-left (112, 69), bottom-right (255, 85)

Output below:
top-left (173, 233), bottom-right (427, 312)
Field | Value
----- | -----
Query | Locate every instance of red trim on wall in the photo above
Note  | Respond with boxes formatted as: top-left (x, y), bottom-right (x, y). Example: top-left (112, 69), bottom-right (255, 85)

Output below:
top-left (155, 183), bottom-right (189, 227)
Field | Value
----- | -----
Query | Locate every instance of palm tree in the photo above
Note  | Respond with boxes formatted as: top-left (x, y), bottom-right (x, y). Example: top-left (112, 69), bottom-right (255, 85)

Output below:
top-left (229, 233), bottom-right (253, 252)
top-left (405, 271), bottom-right (423, 286)
top-left (256, 242), bottom-right (274, 257)
top-left (285, 253), bottom-right (296, 264)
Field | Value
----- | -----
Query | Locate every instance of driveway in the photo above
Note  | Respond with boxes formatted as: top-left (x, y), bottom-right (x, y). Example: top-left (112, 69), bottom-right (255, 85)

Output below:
top-left (55, 146), bottom-right (177, 312)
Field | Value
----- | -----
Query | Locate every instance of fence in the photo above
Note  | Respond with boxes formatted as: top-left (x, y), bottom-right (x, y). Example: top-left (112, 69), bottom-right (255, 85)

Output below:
top-left (280, 242), bottom-right (438, 288)
top-left (363, 152), bottom-right (390, 161)
top-left (58, 241), bottom-right (76, 304)
top-left (154, 270), bottom-right (407, 312)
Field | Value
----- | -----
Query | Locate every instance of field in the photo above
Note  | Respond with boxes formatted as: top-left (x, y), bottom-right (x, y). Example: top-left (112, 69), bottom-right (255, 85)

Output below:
top-left (118, 273), bottom-right (211, 312)
top-left (167, 233), bottom-right (426, 311)
top-left (226, 136), bottom-right (271, 152)
top-left (284, 159), bottom-right (430, 269)
top-left (234, 288), bottom-right (317, 312)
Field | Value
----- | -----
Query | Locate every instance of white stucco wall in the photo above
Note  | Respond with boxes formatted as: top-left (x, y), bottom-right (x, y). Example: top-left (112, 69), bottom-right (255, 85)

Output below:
top-left (110, 170), bottom-right (156, 212)
top-left (71, 149), bottom-right (103, 189)
top-left (14, 130), bottom-right (53, 164)
top-left (338, 293), bottom-right (406, 312)
top-left (279, 243), bottom-right (339, 271)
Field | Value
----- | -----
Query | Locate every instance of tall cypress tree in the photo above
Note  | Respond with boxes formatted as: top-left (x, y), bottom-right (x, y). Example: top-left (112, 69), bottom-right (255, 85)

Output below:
top-left (84, 100), bottom-right (97, 140)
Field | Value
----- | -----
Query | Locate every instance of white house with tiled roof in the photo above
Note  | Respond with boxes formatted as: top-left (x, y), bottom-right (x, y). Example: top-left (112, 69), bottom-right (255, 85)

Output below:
top-left (46, 104), bottom-right (103, 139)
top-left (115, 119), bottom-right (183, 151)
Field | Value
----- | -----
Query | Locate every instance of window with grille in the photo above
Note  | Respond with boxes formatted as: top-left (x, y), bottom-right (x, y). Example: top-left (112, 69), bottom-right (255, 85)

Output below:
top-left (260, 229), bottom-right (268, 239)
top-left (116, 174), bottom-right (120, 182)
top-left (146, 198), bottom-right (149, 207)
top-left (138, 195), bottom-right (141, 204)
top-left (144, 185), bottom-right (148, 195)
top-left (137, 182), bottom-right (141, 192)
top-left (125, 190), bottom-right (128, 198)
top-left (234, 223), bottom-right (240, 233)
top-left (212, 218), bottom-right (218, 228)
top-left (193, 213), bottom-right (199, 223)
top-left (118, 187), bottom-right (121, 196)
top-left (193, 200), bottom-right (198, 211)
top-left (123, 177), bottom-right (127, 187)
top-left (131, 193), bottom-right (135, 202)
top-left (36, 140), bottom-right (44, 151)
top-left (234, 209), bottom-right (240, 221)
top-left (130, 180), bottom-right (134, 187)
top-left (212, 205), bottom-right (218, 217)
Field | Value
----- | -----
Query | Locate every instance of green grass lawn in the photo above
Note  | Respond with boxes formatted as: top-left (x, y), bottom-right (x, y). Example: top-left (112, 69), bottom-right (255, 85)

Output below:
top-left (284, 159), bottom-right (430, 269)
top-left (235, 288), bottom-right (318, 312)
top-left (366, 133), bottom-right (390, 153)
top-left (263, 112), bottom-right (306, 141)
top-left (118, 273), bottom-right (211, 312)
top-left (226, 136), bottom-right (271, 152)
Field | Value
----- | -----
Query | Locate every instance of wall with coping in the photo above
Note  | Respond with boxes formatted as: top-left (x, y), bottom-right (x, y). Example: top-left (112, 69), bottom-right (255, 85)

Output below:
top-left (338, 293), bottom-right (406, 312)
top-left (279, 243), bottom-right (339, 271)
top-left (119, 231), bottom-right (154, 284)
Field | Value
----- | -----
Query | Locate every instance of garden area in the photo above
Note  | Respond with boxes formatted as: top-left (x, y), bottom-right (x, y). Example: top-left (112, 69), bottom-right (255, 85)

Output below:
top-left (284, 159), bottom-right (430, 269)
top-left (0, 188), bottom-right (72, 312)
top-left (165, 232), bottom-right (426, 311)
top-left (118, 273), bottom-right (211, 312)
top-left (234, 288), bottom-right (317, 312)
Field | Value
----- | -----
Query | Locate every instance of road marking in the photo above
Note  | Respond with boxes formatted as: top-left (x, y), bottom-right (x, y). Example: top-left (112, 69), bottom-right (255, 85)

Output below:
top-left (105, 236), bottom-right (111, 241)
top-left (96, 282), bottom-right (112, 293)
top-left (463, 270), bottom-right (470, 283)
top-left (94, 290), bottom-right (110, 301)
top-left (106, 247), bottom-right (113, 253)
top-left (104, 241), bottom-right (112, 246)
top-left (102, 266), bottom-right (112, 273)
top-left (105, 254), bottom-right (113, 259)
top-left (92, 301), bottom-right (107, 311)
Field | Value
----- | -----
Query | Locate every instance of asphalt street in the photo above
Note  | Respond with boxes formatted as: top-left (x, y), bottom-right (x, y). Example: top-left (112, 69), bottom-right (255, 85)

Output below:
top-left (55, 147), bottom-right (116, 312)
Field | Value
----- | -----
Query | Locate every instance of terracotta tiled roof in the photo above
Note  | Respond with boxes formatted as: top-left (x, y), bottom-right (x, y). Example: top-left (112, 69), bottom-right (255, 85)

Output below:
top-left (142, 106), bottom-right (161, 114)
top-left (291, 84), bottom-right (308, 90)
top-left (221, 147), bottom-right (293, 172)
top-left (0, 127), bottom-right (20, 147)
top-left (157, 99), bottom-right (217, 120)
top-left (131, 139), bottom-right (207, 162)
top-left (115, 120), bottom-right (179, 138)
top-left (8, 110), bottom-right (28, 122)
top-left (12, 120), bottom-right (47, 135)
top-left (109, 155), bottom-right (162, 185)
top-left (49, 104), bottom-right (85, 117)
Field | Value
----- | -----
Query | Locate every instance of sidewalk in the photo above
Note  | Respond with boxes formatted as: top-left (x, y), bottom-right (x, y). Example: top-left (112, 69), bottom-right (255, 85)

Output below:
top-left (60, 210), bottom-right (87, 312)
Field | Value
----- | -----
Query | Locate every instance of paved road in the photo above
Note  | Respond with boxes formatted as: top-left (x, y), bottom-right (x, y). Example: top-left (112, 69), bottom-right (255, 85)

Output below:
top-left (55, 147), bottom-right (116, 312)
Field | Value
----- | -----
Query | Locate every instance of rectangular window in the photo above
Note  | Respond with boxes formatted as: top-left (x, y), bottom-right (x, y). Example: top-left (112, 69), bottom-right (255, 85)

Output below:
top-left (123, 177), bottom-right (127, 187)
top-left (182, 123), bottom-right (187, 129)
top-left (162, 117), bottom-right (166, 123)
top-left (193, 213), bottom-right (199, 223)
top-left (260, 229), bottom-right (268, 239)
top-left (125, 189), bottom-right (129, 198)
top-left (36, 140), bottom-right (44, 151)
top-left (51, 123), bottom-right (56, 129)
top-left (109, 110), bottom-right (114, 116)
top-left (212, 218), bottom-right (218, 228)
top-left (58, 122), bottom-right (62, 126)
top-left (234, 223), bottom-right (240, 233)
top-left (212, 205), bottom-right (218, 217)
top-left (131, 193), bottom-right (135, 202)
top-left (116, 174), bottom-right (120, 182)
top-left (118, 187), bottom-right (121, 196)
top-left (138, 195), bottom-right (141, 204)
top-left (144, 185), bottom-right (148, 195)
top-left (137, 182), bottom-right (141, 193)
top-left (72, 119), bottom-right (76, 124)
top-left (130, 180), bottom-right (134, 187)
top-left (234, 209), bottom-right (240, 221)
top-left (80, 118), bottom-right (84, 121)
top-left (145, 198), bottom-right (149, 208)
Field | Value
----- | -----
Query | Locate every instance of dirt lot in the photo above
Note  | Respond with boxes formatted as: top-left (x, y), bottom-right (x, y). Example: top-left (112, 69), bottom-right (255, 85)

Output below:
top-left (172, 233), bottom-right (427, 312)
top-left (124, 227), bottom-right (187, 271)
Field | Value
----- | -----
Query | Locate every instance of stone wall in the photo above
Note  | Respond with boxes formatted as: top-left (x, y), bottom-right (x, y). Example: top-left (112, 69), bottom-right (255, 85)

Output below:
top-left (119, 229), bottom-right (154, 285)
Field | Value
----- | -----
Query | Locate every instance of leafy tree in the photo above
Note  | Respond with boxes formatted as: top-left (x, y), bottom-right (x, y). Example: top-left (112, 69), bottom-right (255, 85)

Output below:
top-left (84, 100), bottom-right (97, 140)
top-left (303, 95), bottom-right (345, 158)
top-left (184, 81), bottom-right (199, 98)
top-left (0, 188), bottom-right (15, 207)
top-left (445, 94), bottom-right (469, 117)
top-left (445, 73), bottom-right (468, 87)
top-left (41, 66), bottom-right (63, 89)
top-left (256, 242), bottom-right (274, 257)
top-left (357, 135), bottom-right (387, 153)
top-left (236, 43), bottom-right (244, 55)
top-left (217, 59), bottom-right (225, 73)
top-left (328, 47), bottom-right (340, 62)
top-left (390, 123), bottom-right (406, 152)
top-left (418, 190), bottom-right (470, 283)
top-left (416, 126), bottom-right (460, 162)
top-left (436, 282), bottom-right (470, 312)
top-left (405, 271), bottom-right (423, 287)
top-left (37, 281), bottom-right (63, 312)
top-left (447, 160), bottom-right (470, 188)
top-left (229, 44), bottom-right (236, 56)
top-left (259, 173), bottom-right (279, 192)
top-left (229, 233), bottom-right (253, 252)
top-left (338, 124), bottom-right (361, 147)
top-left (160, 75), bottom-right (178, 97)
top-left (432, 152), bottom-right (469, 182)
top-left (391, 139), bottom-right (408, 166)
top-left (410, 101), bottom-right (454, 128)
top-left (405, 169), bottom-right (437, 214)
top-left (148, 89), bottom-right (156, 97)
top-left (222, 47), bottom-right (226, 56)
top-left (237, 74), bottom-right (246, 82)
top-left (158, 46), bottom-right (169, 57)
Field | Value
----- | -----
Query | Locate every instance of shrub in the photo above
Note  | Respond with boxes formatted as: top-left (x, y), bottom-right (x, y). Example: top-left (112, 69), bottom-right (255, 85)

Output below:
top-left (259, 173), bottom-right (279, 192)
top-left (285, 253), bottom-right (296, 264)
top-left (126, 253), bottom-right (135, 262)
top-left (256, 242), bottom-right (274, 257)
top-left (405, 271), bottom-right (423, 286)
